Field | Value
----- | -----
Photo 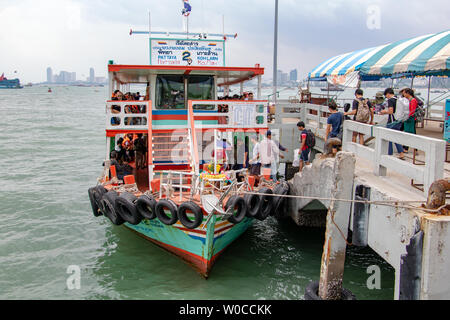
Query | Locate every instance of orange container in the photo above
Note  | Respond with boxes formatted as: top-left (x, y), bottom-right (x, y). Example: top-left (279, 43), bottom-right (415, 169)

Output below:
top-left (110, 165), bottom-right (117, 178)
top-left (151, 179), bottom-right (161, 193)
top-left (124, 175), bottom-right (136, 184)
top-left (247, 175), bottom-right (255, 190)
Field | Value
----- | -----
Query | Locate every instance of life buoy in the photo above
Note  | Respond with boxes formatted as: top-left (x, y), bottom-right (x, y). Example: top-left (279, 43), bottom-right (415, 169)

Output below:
top-left (178, 201), bottom-right (203, 229)
top-left (88, 185), bottom-right (107, 217)
top-left (155, 199), bottom-right (178, 225)
top-left (255, 188), bottom-right (273, 221)
top-left (225, 196), bottom-right (247, 224)
top-left (136, 194), bottom-right (157, 220)
top-left (115, 192), bottom-right (142, 225)
top-left (244, 193), bottom-right (260, 218)
top-left (271, 182), bottom-right (290, 218)
top-left (304, 281), bottom-right (356, 300)
top-left (100, 191), bottom-right (124, 225)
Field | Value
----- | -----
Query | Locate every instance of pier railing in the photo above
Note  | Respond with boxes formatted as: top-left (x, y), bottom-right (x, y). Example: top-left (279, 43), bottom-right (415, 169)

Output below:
top-left (342, 120), bottom-right (445, 194)
top-left (106, 100), bottom-right (150, 130)
top-left (189, 100), bottom-right (268, 129)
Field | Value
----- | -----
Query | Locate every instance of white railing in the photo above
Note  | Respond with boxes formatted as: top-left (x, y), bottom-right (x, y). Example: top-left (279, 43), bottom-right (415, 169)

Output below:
top-left (106, 100), bottom-right (150, 130)
top-left (189, 100), bottom-right (268, 128)
top-left (342, 120), bottom-right (445, 194)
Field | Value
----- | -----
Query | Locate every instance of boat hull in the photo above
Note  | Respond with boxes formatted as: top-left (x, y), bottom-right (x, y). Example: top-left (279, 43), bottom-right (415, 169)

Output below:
top-left (123, 215), bottom-right (254, 277)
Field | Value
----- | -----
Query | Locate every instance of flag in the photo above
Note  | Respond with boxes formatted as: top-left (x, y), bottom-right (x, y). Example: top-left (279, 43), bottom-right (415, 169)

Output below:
top-left (0, 73), bottom-right (4, 81)
top-left (182, 0), bottom-right (191, 16)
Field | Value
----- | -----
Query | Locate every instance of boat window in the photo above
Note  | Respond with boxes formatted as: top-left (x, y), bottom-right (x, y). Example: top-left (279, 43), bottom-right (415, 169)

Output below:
top-left (155, 75), bottom-right (185, 109)
top-left (188, 76), bottom-right (215, 110)
top-left (155, 74), bottom-right (215, 110)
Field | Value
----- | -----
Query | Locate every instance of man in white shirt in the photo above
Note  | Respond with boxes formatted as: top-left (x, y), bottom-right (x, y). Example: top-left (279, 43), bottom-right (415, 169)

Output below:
top-left (257, 130), bottom-right (280, 182)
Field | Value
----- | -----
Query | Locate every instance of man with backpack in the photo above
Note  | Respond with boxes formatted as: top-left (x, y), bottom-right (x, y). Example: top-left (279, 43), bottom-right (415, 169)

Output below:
top-left (325, 101), bottom-right (344, 142)
top-left (378, 88), bottom-right (408, 159)
top-left (297, 121), bottom-right (315, 171)
top-left (344, 89), bottom-right (374, 145)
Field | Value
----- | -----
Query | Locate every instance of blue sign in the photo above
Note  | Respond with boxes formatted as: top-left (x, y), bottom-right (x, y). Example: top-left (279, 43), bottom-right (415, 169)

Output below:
top-left (445, 99), bottom-right (450, 142)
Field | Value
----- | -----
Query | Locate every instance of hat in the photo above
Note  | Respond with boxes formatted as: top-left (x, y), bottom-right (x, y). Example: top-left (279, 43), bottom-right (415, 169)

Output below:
top-left (266, 130), bottom-right (272, 136)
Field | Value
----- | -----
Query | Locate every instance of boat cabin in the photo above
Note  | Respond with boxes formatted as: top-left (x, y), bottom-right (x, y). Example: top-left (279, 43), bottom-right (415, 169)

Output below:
top-left (104, 64), bottom-right (268, 190)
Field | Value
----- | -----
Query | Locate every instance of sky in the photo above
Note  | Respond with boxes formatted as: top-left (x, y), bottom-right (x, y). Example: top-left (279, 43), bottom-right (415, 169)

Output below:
top-left (0, 0), bottom-right (449, 83)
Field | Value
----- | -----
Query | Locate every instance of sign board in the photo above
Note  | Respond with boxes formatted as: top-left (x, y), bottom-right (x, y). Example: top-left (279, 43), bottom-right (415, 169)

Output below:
top-left (150, 38), bottom-right (225, 67)
top-left (233, 103), bottom-right (256, 126)
top-left (445, 99), bottom-right (450, 142)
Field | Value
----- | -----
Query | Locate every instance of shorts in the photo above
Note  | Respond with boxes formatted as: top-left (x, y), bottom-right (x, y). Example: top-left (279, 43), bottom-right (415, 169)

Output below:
top-left (300, 149), bottom-right (310, 162)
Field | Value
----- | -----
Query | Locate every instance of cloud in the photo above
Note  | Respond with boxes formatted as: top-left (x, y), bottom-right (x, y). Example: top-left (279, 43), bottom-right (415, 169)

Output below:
top-left (0, 0), bottom-right (448, 83)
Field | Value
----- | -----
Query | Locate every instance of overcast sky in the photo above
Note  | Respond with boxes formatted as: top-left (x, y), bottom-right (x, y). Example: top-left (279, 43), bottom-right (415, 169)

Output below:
top-left (0, 0), bottom-right (449, 83)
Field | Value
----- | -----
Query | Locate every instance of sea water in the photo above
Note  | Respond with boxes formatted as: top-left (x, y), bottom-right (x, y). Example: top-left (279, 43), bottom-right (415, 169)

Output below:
top-left (0, 86), bottom-right (400, 299)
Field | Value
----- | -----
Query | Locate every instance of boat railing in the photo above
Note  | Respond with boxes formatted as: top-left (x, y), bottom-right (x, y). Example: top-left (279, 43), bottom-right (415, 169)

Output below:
top-left (342, 120), bottom-right (445, 194)
top-left (189, 100), bottom-right (268, 129)
top-left (106, 100), bottom-right (151, 130)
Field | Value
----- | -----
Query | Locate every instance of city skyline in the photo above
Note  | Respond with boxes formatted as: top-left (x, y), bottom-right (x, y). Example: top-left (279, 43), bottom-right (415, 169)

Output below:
top-left (44, 66), bottom-right (106, 84)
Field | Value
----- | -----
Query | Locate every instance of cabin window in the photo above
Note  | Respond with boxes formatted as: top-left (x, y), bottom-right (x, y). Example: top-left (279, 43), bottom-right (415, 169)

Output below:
top-left (155, 75), bottom-right (215, 109)
top-left (155, 75), bottom-right (185, 109)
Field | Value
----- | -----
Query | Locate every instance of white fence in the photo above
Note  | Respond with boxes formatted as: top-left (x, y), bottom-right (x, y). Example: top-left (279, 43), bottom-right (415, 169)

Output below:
top-left (190, 100), bottom-right (268, 129)
top-left (106, 100), bottom-right (150, 130)
top-left (342, 120), bottom-right (445, 194)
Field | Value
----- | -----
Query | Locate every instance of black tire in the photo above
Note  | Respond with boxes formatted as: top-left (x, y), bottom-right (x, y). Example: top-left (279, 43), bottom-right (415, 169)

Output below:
top-left (178, 201), bottom-right (204, 229)
top-left (136, 194), bottom-right (157, 220)
top-left (255, 188), bottom-right (273, 221)
top-left (88, 185), bottom-right (107, 217)
top-left (244, 193), bottom-right (260, 218)
top-left (225, 196), bottom-right (247, 224)
top-left (100, 191), bottom-right (124, 225)
top-left (115, 192), bottom-right (142, 225)
top-left (271, 182), bottom-right (290, 217)
top-left (155, 199), bottom-right (178, 225)
top-left (304, 281), bottom-right (356, 300)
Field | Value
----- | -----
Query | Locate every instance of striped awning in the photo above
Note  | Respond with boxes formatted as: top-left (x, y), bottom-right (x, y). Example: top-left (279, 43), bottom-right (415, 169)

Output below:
top-left (308, 30), bottom-right (450, 79)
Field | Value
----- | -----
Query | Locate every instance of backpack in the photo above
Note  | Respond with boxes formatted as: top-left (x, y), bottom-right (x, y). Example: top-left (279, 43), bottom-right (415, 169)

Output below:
top-left (413, 98), bottom-right (425, 122)
top-left (303, 129), bottom-right (315, 148)
top-left (355, 98), bottom-right (371, 123)
top-left (336, 113), bottom-right (344, 141)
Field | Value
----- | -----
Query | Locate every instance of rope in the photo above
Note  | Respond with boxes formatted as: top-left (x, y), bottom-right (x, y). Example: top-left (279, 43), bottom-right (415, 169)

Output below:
top-left (241, 191), bottom-right (448, 214)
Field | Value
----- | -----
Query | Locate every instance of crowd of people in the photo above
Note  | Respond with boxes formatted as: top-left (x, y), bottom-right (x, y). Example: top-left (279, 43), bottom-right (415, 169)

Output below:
top-left (107, 133), bottom-right (148, 181)
top-left (110, 88), bottom-right (150, 126)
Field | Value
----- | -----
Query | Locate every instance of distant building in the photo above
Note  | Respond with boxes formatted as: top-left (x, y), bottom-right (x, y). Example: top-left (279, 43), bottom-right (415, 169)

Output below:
top-left (290, 69), bottom-right (298, 82)
top-left (47, 67), bottom-right (53, 83)
top-left (89, 68), bottom-right (95, 83)
top-left (71, 72), bottom-right (76, 82)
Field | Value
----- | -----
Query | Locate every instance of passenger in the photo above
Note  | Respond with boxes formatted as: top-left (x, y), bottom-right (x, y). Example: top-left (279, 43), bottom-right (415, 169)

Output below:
top-left (379, 88), bottom-right (406, 159)
top-left (134, 133), bottom-right (147, 170)
top-left (115, 137), bottom-right (125, 161)
top-left (296, 121), bottom-right (311, 172)
top-left (248, 92), bottom-right (254, 101)
top-left (249, 136), bottom-right (261, 178)
top-left (116, 159), bottom-right (133, 182)
top-left (344, 89), bottom-right (374, 145)
top-left (258, 130), bottom-right (281, 182)
top-left (232, 136), bottom-right (248, 170)
top-left (401, 88), bottom-right (418, 153)
top-left (324, 101), bottom-right (344, 142)
top-left (122, 133), bottom-right (134, 162)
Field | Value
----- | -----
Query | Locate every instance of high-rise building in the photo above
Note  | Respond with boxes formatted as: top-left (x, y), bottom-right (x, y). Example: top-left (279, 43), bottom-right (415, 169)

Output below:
top-left (89, 68), bottom-right (95, 83)
top-left (47, 67), bottom-right (53, 83)
top-left (277, 70), bottom-right (282, 84)
top-left (71, 72), bottom-right (77, 82)
top-left (290, 69), bottom-right (298, 81)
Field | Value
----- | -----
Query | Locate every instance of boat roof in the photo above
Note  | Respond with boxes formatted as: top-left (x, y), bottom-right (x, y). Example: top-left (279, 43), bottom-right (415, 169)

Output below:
top-left (108, 64), bottom-right (264, 86)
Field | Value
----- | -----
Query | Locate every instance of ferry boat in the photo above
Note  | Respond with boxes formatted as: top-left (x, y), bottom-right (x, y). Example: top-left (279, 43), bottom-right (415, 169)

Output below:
top-left (88, 38), bottom-right (289, 277)
top-left (0, 73), bottom-right (23, 89)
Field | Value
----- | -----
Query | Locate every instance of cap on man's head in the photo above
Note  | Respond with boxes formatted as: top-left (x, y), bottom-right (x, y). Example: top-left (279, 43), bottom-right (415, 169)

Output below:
top-left (266, 130), bottom-right (272, 136)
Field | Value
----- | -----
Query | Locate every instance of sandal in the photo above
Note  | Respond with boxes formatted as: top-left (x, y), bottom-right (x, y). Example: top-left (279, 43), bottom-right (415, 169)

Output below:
top-left (397, 155), bottom-right (405, 160)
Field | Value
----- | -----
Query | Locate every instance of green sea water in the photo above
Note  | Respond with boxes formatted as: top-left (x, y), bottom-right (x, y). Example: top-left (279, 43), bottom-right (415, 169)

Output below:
top-left (0, 86), bottom-right (396, 300)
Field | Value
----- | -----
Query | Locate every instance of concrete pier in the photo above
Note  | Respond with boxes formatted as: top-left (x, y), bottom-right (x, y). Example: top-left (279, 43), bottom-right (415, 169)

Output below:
top-left (274, 100), bottom-right (450, 300)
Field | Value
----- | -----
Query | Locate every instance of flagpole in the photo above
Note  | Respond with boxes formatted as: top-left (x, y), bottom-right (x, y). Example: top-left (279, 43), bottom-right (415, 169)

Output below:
top-left (272, 0), bottom-right (279, 104)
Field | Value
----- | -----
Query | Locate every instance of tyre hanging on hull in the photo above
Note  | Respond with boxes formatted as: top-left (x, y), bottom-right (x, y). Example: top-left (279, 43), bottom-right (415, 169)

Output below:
top-left (225, 195), bottom-right (247, 224)
top-left (178, 201), bottom-right (204, 229)
top-left (115, 192), bottom-right (142, 225)
top-left (155, 199), bottom-right (179, 225)
top-left (88, 185), bottom-right (107, 217)
top-left (136, 194), bottom-right (157, 220)
top-left (100, 191), bottom-right (124, 225)
top-left (271, 181), bottom-right (290, 218)
top-left (244, 193), bottom-right (260, 218)
top-left (255, 188), bottom-right (273, 221)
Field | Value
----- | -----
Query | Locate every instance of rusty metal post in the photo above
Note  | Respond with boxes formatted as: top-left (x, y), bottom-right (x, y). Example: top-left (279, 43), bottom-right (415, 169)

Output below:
top-left (318, 152), bottom-right (355, 300)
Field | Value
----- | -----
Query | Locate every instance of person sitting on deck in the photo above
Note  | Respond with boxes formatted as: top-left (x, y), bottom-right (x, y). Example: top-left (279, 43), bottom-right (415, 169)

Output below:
top-left (134, 133), bottom-right (147, 170)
